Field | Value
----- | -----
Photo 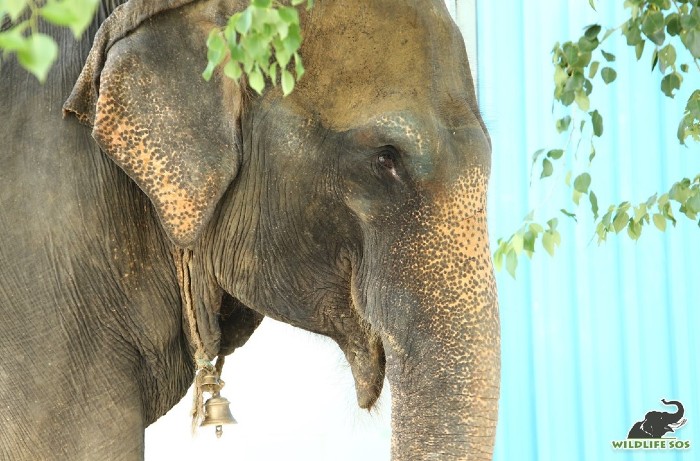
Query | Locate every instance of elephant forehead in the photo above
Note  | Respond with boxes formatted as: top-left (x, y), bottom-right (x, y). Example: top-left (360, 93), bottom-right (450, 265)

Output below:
top-left (290, 0), bottom-right (474, 131)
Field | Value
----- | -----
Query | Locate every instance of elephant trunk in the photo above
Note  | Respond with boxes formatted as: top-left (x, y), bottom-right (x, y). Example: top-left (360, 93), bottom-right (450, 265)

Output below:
top-left (661, 399), bottom-right (685, 424)
top-left (375, 171), bottom-right (500, 460)
top-left (383, 305), bottom-right (500, 460)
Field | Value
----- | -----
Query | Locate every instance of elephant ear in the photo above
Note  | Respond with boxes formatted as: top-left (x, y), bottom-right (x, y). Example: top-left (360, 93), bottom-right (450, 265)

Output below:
top-left (64, 0), bottom-right (244, 247)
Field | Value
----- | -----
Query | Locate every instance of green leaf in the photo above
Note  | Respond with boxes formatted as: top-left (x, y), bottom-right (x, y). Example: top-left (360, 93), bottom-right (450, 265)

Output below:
top-left (601, 67), bottom-right (617, 84)
top-left (493, 243), bottom-right (504, 272)
top-left (16, 33), bottom-right (58, 83)
top-left (590, 110), bottom-right (603, 137)
top-left (561, 208), bottom-right (578, 222)
top-left (575, 90), bottom-right (590, 111)
top-left (578, 36), bottom-right (599, 52)
top-left (541, 158), bottom-right (553, 178)
top-left (642, 10), bottom-right (665, 46)
top-left (589, 144), bottom-right (596, 163)
top-left (248, 65), bottom-right (265, 94)
top-left (596, 221), bottom-right (607, 242)
top-left (574, 172), bottom-right (591, 194)
top-left (3, 0), bottom-right (26, 21)
top-left (585, 24), bottom-right (601, 40)
top-left (627, 220), bottom-right (642, 240)
top-left (573, 189), bottom-right (583, 205)
top-left (556, 116), bottom-right (571, 133)
top-left (511, 232), bottom-right (524, 256)
top-left (601, 49), bottom-right (616, 62)
top-left (229, 43), bottom-right (245, 62)
top-left (531, 148), bottom-right (545, 168)
top-left (224, 60), bottom-right (242, 80)
top-left (0, 26), bottom-right (26, 52)
top-left (268, 62), bottom-right (277, 86)
top-left (206, 29), bottom-right (227, 66)
top-left (547, 149), bottom-right (564, 159)
top-left (681, 28), bottom-right (700, 59)
top-left (622, 18), bottom-right (643, 46)
top-left (563, 42), bottom-right (581, 66)
top-left (278, 6), bottom-right (299, 24)
top-left (666, 12), bottom-right (681, 36)
top-left (294, 51), bottom-right (305, 79)
top-left (653, 213), bottom-right (667, 231)
top-left (523, 230), bottom-right (536, 253)
top-left (224, 24), bottom-right (238, 48)
top-left (590, 190), bottom-right (599, 219)
top-left (661, 72), bottom-right (682, 98)
top-left (547, 218), bottom-right (558, 231)
top-left (202, 61), bottom-right (216, 81)
top-left (283, 23), bottom-right (302, 53)
top-left (613, 210), bottom-right (629, 233)
top-left (554, 65), bottom-right (568, 87)
top-left (589, 0), bottom-right (596, 10)
top-left (564, 71), bottom-right (585, 92)
top-left (529, 222), bottom-right (544, 234)
top-left (686, 190), bottom-right (700, 212)
top-left (506, 248), bottom-right (518, 278)
top-left (252, 0), bottom-right (271, 7)
top-left (658, 44), bottom-right (677, 73)
top-left (40, 0), bottom-right (99, 38)
top-left (281, 68), bottom-right (294, 95)
top-left (635, 40), bottom-right (645, 60)
top-left (542, 232), bottom-right (556, 256)
top-left (645, 193), bottom-right (658, 208)
top-left (681, 63), bottom-right (689, 72)
top-left (651, 49), bottom-right (659, 72)
top-left (633, 204), bottom-right (648, 223)
top-left (236, 8), bottom-right (253, 34)
top-left (589, 60), bottom-right (600, 79)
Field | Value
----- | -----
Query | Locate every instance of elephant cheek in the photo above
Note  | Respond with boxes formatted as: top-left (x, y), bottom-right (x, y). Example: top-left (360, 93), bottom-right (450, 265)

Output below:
top-left (382, 169), bottom-right (500, 460)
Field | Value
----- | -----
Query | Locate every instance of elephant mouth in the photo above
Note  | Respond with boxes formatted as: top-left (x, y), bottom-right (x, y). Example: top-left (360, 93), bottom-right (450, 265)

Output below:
top-left (346, 333), bottom-right (386, 409)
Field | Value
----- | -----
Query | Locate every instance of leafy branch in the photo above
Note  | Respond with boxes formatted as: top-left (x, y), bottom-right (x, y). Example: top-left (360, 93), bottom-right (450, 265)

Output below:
top-left (496, 0), bottom-right (700, 277)
top-left (1, 0), bottom-right (311, 92)
top-left (0, 0), bottom-right (99, 82)
top-left (202, 0), bottom-right (313, 95)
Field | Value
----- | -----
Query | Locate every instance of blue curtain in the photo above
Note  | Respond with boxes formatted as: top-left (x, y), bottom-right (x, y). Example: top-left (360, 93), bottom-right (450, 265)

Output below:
top-left (476, 2), bottom-right (700, 460)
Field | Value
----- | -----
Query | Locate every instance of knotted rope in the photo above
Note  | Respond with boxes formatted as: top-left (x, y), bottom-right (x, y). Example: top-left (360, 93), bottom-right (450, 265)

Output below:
top-left (174, 248), bottom-right (224, 433)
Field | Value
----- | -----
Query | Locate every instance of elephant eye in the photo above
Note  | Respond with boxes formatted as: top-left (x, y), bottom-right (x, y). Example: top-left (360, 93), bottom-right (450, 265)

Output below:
top-left (376, 148), bottom-right (398, 173)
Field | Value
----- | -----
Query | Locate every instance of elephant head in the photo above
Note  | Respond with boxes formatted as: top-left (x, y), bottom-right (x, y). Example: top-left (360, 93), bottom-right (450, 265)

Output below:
top-left (628, 399), bottom-right (686, 438)
top-left (65, 0), bottom-right (499, 459)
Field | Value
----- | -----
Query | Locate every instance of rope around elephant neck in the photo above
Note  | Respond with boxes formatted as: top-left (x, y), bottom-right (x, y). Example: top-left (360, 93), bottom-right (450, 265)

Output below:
top-left (174, 247), bottom-right (222, 433)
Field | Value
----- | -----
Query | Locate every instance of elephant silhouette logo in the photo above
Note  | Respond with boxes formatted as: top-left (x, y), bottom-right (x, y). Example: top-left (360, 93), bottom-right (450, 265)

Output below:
top-left (628, 399), bottom-right (687, 439)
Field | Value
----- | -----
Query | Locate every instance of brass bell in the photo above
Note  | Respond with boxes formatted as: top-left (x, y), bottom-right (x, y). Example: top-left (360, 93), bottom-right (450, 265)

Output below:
top-left (199, 372), bottom-right (222, 394)
top-left (201, 393), bottom-right (237, 438)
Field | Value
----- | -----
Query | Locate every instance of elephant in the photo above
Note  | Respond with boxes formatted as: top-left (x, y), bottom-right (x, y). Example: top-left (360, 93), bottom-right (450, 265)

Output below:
top-left (628, 399), bottom-right (686, 438)
top-left (0, 0), bottom-right (499, 460)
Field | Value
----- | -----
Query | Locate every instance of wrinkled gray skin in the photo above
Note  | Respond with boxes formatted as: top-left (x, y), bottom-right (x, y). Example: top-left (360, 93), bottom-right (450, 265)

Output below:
top-left (0, 0), bottom-right (499, 460)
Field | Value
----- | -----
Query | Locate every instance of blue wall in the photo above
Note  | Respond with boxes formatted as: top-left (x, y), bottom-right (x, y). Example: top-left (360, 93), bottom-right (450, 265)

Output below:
top-left (477, 2), bottom-right (700, 460)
